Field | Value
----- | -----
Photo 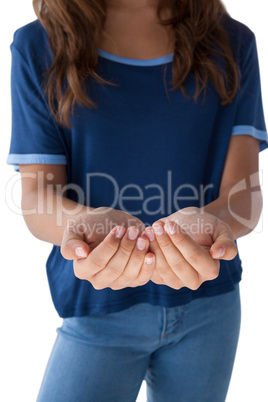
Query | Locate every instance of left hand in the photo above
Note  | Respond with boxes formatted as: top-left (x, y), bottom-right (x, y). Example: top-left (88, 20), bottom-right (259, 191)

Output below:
top-left (142, 207), bottom-right (238, 290)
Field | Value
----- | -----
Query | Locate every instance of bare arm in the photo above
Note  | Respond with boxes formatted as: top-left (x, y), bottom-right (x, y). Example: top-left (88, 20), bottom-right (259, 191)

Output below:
top-left (144, 135), bottom-right (262, 288)
top-left (19, 164), bottom-right (146, 260)
top-left (19, 164), bottom-right (95, 247)
top-left (202, 135), bottom-right (263, 240)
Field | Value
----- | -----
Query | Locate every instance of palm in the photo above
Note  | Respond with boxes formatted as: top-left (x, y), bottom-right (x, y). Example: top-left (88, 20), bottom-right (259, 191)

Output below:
top-left (146, 206), bottom-right (236, 288)
top-left (80, 207), bottom-right (146, 251)
top-left (158, 207), bottom-right (218, 253)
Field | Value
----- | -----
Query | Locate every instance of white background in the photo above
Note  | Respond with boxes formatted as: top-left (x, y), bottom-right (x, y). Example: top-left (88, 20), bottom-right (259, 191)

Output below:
top-left (0, 1), bottom-right (267, 401)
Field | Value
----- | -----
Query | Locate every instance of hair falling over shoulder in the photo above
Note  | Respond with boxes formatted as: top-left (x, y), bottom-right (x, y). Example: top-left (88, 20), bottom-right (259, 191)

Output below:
top-left (33, 0), bottom-right (240, 128)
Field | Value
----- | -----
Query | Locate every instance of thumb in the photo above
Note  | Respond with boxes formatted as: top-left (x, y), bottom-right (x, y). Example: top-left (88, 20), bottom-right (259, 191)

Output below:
top-left (210, 221), bottom-right (238, 261)
top-left (61, 224), bottom-right (91, 260)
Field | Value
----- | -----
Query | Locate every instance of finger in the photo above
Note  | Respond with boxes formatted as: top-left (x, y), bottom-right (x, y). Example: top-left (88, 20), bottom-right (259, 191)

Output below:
top-left (150, 269), bottom-right (166, 285)
top-left (113, 248), bottom-right (155, 290)
top-left (209, 220), bottom-right (238, 261)
top-left (110, 235), bottom-right (152, 289)
top-left (144, 230), bottom-right (183, 288)
top-left (92, 226), bottom-right (141, 286)
top-left (163, 221), bottom-right (220, 281)
top-left (73, 225), bottom-right (124, 281)
top-left (142, 232), bottom-right (165, 286)
top-left (113, 234), bottom-right (150, 285)
top-left (152, 221), bottom-right (201, 288)
top-left (82, 225), bottom-right (126, 280)
top-left (61, 222), bottom-right (91, 260)
top-left (143, 225), bottom-right (183, 288)
top-left (145, 238), bottom-right (166, 284)
top-left (130, 252), bottom-right (156, 287)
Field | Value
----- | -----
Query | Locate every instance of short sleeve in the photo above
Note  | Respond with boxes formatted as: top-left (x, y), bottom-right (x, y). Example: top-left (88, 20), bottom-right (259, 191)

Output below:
top-left (6, 41), bottom-right (68, 172)
top-left (231, 33), bottom-right (268, 152)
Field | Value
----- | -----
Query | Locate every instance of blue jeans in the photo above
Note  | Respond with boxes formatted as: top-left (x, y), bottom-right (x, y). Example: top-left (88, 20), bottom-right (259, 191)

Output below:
top-left (37, 284), bottom-right (241, 402)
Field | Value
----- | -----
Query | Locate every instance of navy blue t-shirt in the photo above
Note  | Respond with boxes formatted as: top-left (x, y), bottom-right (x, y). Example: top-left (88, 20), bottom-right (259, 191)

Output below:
top-left (6, 16), bottom-right (268, 317)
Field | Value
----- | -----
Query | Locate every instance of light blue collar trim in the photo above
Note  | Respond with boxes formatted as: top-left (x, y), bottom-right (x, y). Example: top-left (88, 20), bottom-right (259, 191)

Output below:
top-left (97, 48), bottom-right (174, 66)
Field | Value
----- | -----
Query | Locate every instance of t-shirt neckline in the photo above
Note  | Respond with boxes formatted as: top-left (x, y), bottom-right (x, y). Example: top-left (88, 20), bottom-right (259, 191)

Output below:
top-left (97, 48), bottom-right (174, 66)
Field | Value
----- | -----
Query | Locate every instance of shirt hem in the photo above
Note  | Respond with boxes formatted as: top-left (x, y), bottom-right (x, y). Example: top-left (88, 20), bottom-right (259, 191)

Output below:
top-left (231, 125), bottom-right (268, 152)
top-left (6, 153), bottom-right (68, 171)
top-left (54, 273), bottom-right (242, 318)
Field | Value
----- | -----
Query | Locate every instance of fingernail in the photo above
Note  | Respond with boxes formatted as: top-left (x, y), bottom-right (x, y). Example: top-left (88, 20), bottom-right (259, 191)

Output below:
top-left (128, 227), bottom-right (139, 240)
top-left (115, 226), bottom-right (125, 239)
top-left (145, 229), bottom-right (155, 242)
top-left (75, 247), bottom-right (87, 258)
top-left (152, 223), bottom-right (164, 236)
top-left (164, 222), bottom-right (176, 235)
top-left (214, 247), bottom-right (225, 258)
top-left (137, 237), bottom-right (147, 250)
top-left (146, 256), bottom-right (154, 265)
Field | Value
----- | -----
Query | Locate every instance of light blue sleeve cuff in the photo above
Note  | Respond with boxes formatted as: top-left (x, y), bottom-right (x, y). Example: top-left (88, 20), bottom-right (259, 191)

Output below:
top-left (231, 125), bottom-right (268, 152)
top-left (6, 153), bottom-right (68, 172)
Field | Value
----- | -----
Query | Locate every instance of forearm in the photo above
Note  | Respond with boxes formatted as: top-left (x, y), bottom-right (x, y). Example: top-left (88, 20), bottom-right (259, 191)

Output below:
top-left (21, 188), bottom-right (95, 246)
top-left (202, 186), bottom-right (263, 241)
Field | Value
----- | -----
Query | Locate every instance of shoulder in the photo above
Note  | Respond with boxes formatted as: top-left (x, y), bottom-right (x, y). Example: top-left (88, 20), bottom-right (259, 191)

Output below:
top-left (12, 19), bottom-right (48, 49)
top-left (11, 20), bottom-right (52, 69)
top-left (220, 14), bottom-right (257, 66)
top-left (221, 14), bottom-right (255, 43)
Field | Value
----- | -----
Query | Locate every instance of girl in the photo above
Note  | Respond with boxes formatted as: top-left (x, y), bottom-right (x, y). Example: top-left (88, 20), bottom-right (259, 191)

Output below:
top-left (7, 0), bottom-right (268, 400)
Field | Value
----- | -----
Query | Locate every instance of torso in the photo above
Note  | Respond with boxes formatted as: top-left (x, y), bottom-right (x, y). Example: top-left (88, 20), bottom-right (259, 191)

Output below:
top-left (98, 5), bottom-right (175, 59)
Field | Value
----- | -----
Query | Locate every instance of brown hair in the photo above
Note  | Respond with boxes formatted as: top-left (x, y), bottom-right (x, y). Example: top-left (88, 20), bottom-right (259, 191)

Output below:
top-left (33, 0), bottom-right (239, 128)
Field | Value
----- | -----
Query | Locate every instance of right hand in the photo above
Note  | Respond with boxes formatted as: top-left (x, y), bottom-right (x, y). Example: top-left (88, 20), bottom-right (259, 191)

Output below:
top-left (60, 207), bottom-right (146, 260)
top-left (73, 224), bottom-right (155, 290)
